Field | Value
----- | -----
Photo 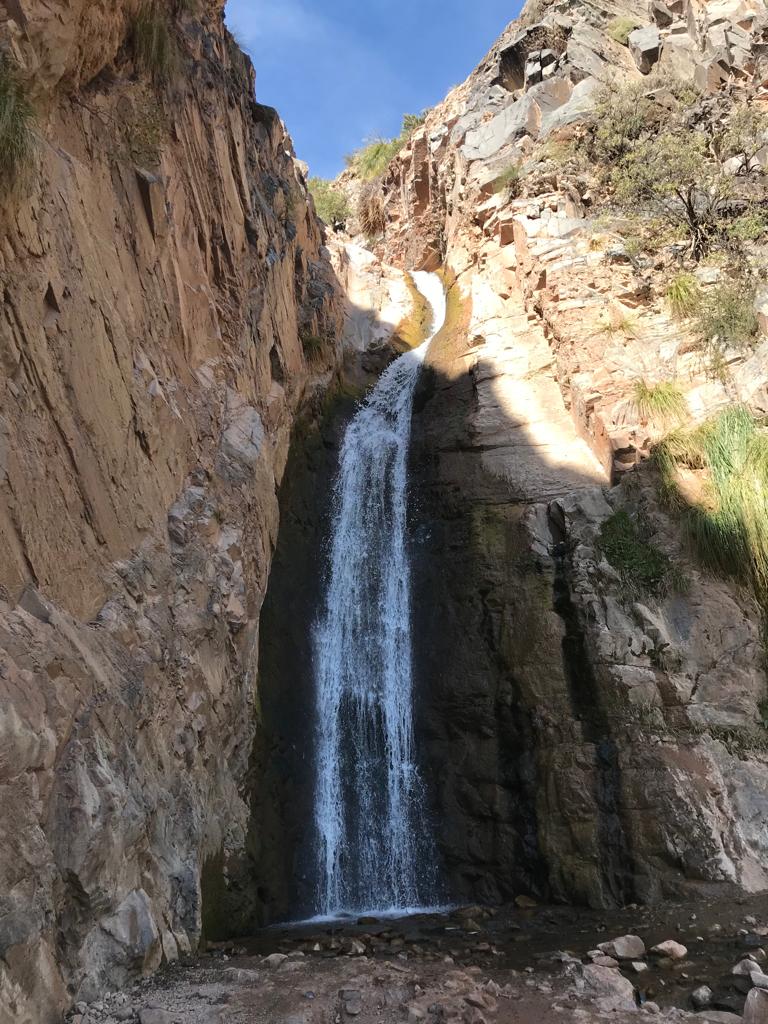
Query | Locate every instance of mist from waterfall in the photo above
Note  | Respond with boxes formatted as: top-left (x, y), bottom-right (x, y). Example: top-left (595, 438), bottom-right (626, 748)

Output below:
top-left (312, 272), bottom-right (447, 919)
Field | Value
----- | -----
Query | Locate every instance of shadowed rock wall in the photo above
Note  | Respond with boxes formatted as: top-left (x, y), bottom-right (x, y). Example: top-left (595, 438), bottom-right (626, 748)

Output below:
top-left (0, 3), bottom-right (343, 1019)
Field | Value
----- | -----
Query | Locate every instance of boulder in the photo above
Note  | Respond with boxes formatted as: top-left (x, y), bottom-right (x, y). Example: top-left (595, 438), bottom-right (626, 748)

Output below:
top-left (581, 964), bottom-right (637, 1012)
top-left (694, 52), bottom-right (733, 91)
top-left (598, 935), bottom-right (646, 960)
top-left (263, 952), bottom-right (289, 968)
top-left (745, 989), bottom-right (768, 1024)
top-left (735, 958), bottom-right (761, 976)
top-left (651, 940), bottom-right (688, 960)
top-left (692, 986), bottom-right (713, 1008)
top-left (651, 0), bottom-right (674, 26)
top-left (138, 1011), bottom-right (175, 1024)
top-left (628, 26), bottom-right (662, 72)
top-left (592, 955), bottom-right (620, 968)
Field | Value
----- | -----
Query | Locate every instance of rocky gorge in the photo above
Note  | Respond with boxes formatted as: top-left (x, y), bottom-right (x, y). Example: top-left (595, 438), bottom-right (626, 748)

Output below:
top-left (1, 0), bottom-right (767, 1023)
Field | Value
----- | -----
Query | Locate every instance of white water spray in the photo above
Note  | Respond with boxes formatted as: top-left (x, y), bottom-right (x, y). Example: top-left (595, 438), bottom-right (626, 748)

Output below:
top-left (312, 272), bottom-right (447, 918)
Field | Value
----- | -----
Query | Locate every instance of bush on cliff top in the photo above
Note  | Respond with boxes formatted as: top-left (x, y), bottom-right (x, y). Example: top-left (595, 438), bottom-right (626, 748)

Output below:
top-left (346, 113), bottom-right (426, 181)
top-left (0, 54), bottom-right (35, 190)
top-left (611, 131), bottom-right (730, 258)
top-left (308, 178), bottom-right (350, 226)
top-left (581, 83), bottom-right (765, 260)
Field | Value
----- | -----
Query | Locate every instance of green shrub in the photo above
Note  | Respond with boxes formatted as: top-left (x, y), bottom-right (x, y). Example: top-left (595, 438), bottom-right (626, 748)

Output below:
top-left (490, 164), bottom-right (521, 195)
top-left (308, 177), bottom-right (349, 225)
top-left (727, 211), bottom-right (768, 242)
top-left (633, 380), bottom-right (688, 427)
top-left (720, 104), bottom-right (768, 174)
top-left (655, 406), bottom-right (768, 605)
top-left (349, 137), bottom-right (402, 180)
top-left (346, 113), bottom-right (425, 181)
top-left (580, 81), bottom-right (729, 258)
top-left (0, 54), bottom-right (35, 190)
top-left (401, 112), bottom-right (426, 135)
top-left (665, 272), bottom-right (702, 319)
top-left (130, 4), bottom-right (178, 83)
top-left (607, 16), bottom-right (641, 45)
top-left (299, 329), bottom-right (326, 360)
top-left (694, 279), bottom-right (758, 361)
top-left (611, 131), bottom-right (730, 257)
top-left (598, 509), bottom-right (681, 597)
top-left (590, 82), bottom-right (660, 163)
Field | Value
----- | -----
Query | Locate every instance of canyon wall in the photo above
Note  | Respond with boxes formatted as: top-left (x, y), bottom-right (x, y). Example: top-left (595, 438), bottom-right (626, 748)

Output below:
top-left (367, 0), bottom-right (768, 909)
top-left (2, 0), bottom-right (768, 1019)
top-left (0, 2), bottom-right (347, 1020)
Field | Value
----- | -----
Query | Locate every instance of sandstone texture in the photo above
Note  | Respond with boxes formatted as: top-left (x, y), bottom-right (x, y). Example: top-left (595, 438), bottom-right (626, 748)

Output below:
top-left (2, 0), bottom-right (768, 1019)
top-left (0, 2), bottom-right (347, 1020)
top-left (362, 0), bottom-right (768, 910)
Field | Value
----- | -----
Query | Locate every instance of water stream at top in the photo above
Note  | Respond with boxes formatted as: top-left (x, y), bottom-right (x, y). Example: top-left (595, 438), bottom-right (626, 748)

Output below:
top-left (311, 272), bottom-right (447, 919)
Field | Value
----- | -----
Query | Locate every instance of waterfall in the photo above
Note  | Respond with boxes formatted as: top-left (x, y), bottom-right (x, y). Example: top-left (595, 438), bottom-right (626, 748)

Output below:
top-left (312, 272), bottom-right (447, 919)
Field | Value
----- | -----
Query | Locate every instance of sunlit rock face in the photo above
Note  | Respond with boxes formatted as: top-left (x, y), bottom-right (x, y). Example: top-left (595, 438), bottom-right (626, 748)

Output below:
top-left (2, 0), bottom-right (768, 1018)
top-left (364, 0), bottom-right (768, 911)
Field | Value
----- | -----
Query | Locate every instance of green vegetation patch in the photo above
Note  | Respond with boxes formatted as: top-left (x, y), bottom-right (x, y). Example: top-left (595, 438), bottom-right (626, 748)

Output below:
top-left (694, 279), bottom-right (759, 367)
top-left (599, 509), bottom-right (681, 597)
top-left (299, 328), bottom-right (330, 361)
top-left (727, 211), bottom-right (768, 242)
top-left (578, 83), bottom-right (766, 261)
top-left (308, 177), bottom-right (350, 225)
top-left (130, 3), bottom-right (178, 84)
top-left (490, 163), bottom-right (521, 196)
top-left (633, 380), bottom-right (688, 428)
top-left (655, 406), bottom-right (768, 606)
top-left (666, 272), bottom-right (702, 320)
top-left (607, 16), bottom-right (641, 45)
top-left (346, 113), bottom-right (426, 181)
top-left (0, 54), bottom-right (35, 190)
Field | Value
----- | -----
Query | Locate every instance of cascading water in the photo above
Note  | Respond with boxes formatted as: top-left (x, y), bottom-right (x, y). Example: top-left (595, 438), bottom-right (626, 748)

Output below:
top-left (312, 272), bottom-right (447, 919)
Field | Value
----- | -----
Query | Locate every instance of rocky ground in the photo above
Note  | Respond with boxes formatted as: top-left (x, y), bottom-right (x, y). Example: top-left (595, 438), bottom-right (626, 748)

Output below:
top-left (67, 896), bottom-right (768, 1024)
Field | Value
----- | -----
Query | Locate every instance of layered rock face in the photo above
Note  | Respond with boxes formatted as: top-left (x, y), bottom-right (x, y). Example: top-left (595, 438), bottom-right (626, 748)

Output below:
top-left (364, 0), bottom-right (768, 909)
top-left (0, 2), bottom-right (343, 1020)
top-left (2, 0), bottom-right (768, 1019)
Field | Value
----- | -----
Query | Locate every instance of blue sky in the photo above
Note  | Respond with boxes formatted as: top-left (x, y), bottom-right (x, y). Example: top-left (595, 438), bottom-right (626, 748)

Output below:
top-left (225, 1), bottom-right (520, 179)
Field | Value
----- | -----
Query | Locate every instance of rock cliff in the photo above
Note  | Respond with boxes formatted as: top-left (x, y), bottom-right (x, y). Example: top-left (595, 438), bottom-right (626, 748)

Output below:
top-left (2, 0), bottom-right (768, 1020)
top-left (0, 2), bottom-right (352, 1020)
top-left (349, 0), bottom-right (768, 911)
